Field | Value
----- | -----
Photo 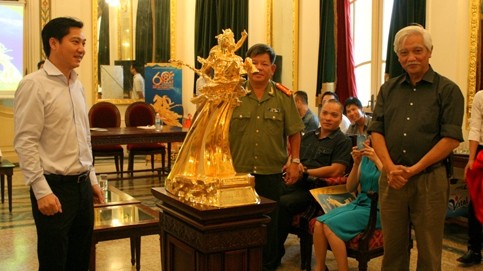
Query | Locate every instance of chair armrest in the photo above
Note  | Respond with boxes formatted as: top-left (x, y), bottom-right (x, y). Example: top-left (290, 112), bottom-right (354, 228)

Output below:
top-left (357, 191), bottom-right (378, 249)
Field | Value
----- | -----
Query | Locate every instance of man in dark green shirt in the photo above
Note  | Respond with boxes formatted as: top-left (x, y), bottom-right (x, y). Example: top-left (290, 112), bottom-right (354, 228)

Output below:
top-left (230, 44), bottom-right (304, 271)
top-left (368, 25), bottom-right (464, 270)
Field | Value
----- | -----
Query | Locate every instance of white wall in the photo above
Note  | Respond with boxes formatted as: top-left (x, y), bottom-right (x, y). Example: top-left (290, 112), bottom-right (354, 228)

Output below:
top-left (427, 0), bottom-right (470, 140)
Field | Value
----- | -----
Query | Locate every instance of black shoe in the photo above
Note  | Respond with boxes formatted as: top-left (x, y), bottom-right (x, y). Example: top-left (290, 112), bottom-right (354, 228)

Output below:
top-left (457, 250), bottom-right (482, 265)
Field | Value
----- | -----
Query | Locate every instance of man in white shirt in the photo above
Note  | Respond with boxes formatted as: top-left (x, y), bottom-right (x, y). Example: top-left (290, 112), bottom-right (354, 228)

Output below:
top-left (14, 17), bottom-right (104, 270)
top-left (130, 62), bottom-right (145, 99)
top-left (457, 89), bottom-right (483, 266)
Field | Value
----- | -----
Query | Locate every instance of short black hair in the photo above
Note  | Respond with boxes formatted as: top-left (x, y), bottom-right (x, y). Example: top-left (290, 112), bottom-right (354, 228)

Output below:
top-left (321, 91), bottom-right (340, 101)
top-left (344, 96), bottom-right (362, 109)
top-left (246, 44), bottom-right (276, 64)
top-left (131, 61), bottom-right (144, 74)
top-left (41, 17), bottom-right (83, 57)
top-left (343, 96), bottom-right (363, 115)
top-left (37, 60), bottom-right (45, 70)
top-left (294, 90), bottom-right (309, 105)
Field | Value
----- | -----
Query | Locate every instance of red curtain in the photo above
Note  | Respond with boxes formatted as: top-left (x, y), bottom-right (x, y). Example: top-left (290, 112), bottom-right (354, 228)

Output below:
top-left (335, 0), bottom-right (357, 104)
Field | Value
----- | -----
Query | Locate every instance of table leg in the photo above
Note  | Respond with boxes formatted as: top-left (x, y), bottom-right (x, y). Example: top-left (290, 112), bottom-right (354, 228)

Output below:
top-left (130, 236), bottom-right (142, 270)
top-left (167, 142), bottom-right (172, 172)
top-left (130, 237), bottom-right (135, 265)
top-left (135, 236), bottom-right (141, 271)
top-left (7, 174), bottom-right (12, 213)
top-left (90, 241), bottom-right (97, 271)
top-left (1, 175), bottom-right (4, 204)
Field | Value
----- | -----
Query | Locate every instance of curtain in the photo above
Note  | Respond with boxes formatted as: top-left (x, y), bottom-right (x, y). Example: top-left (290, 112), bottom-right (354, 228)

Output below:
top-left (335, 0), bottom-right (357, 104)
top-left (153, 0), bottom-right (171, 62)
top-left (384, 0), bottom-right (426, 79)
top-left (98, 0), bottom-right (110, 82)
top-left (316, 0), bottom-right (336, 98)
top-left (135, 0), bottom-right (154, 64)
top-left (316, 0), bottom-right (356, 104)
top-left (194, 0), bottom-right (248, 93)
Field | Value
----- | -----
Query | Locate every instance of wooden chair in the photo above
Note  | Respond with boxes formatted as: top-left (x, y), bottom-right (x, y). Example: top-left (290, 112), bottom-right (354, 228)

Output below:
top-left (88, 101), bottom-right (124, 175)
top-left (125, 101), bottom-right (166, 179)
top-left (297, 191), bottom-right (413, 271)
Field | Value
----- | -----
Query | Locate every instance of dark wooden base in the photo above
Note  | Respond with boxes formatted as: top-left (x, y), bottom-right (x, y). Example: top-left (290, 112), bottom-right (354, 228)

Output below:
top-left (152, 187), bottom-right (276, 271)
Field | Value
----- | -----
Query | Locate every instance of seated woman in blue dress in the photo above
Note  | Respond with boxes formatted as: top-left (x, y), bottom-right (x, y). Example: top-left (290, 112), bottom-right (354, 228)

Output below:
top-left (313, 137), bottom-right (382, 271)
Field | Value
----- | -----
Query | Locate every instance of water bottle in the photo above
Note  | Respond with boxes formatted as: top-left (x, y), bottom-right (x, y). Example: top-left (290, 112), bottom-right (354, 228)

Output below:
top-left (155, 113), bottom-right (162, 131)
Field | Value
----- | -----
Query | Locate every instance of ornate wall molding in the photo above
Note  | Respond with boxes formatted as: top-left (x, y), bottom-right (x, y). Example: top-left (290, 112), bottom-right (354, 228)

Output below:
top-left (467, 0), bottom-right (481, 128)
top-left (39, 0), bottom-right (51, 59)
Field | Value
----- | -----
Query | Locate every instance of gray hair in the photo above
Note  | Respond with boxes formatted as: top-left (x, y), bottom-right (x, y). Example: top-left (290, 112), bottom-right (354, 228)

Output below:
top-left (393, 25), bottom-right (433, 54)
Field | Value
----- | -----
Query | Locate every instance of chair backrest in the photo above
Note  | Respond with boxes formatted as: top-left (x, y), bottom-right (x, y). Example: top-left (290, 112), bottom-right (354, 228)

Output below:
top-left (125, 101), bottom-right (156, 127)
top-left (89, 101), bottom-right (121, 128)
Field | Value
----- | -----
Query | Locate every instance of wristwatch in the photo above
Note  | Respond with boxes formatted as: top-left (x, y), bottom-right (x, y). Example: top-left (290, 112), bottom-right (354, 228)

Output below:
top-left (292, 158), bottom-right (301, 164)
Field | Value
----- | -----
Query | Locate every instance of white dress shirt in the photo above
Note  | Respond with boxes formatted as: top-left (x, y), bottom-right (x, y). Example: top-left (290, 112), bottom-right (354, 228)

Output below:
top-left (14, 59), bottom-right (97, 199)
top-left (132, 73), bottom-right (145, 99)
top-left (469, 90), bottom-right (483, 144)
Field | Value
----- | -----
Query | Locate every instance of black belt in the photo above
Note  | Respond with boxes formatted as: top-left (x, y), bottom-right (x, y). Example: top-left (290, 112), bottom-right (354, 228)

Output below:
top-left (45, 171), bottom-right (90, 183)
top-left (420, 161), bottom-right (445, 174)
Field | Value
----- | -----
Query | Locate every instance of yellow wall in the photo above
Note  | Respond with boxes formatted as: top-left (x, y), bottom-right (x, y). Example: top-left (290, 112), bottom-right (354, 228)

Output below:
top-left (0, 0), bottom-right (473, 162)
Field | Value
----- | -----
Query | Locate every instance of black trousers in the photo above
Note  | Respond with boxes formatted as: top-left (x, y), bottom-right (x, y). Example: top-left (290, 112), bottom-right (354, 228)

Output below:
top-left (31, 174), bottom-right (94, 271)
top-left (253, 173), bottom-right (284, 271)
top-left (467, 201), bottom-right (482, 252)
top-left (277, 177), bottom-right (313, 261)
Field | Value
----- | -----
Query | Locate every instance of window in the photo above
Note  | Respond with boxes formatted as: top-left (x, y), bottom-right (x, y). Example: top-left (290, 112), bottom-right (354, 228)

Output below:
top-left (350, 0), bottom-right (394, 108)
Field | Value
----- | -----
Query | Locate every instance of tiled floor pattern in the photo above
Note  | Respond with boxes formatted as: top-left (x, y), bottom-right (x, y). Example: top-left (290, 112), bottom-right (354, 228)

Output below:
top-left (0, 158), bottom-right (481, 271)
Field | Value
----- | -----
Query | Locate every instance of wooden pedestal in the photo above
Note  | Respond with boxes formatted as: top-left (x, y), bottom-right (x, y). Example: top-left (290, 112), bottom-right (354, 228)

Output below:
top-left (152, 187), bottom-right (276, 271)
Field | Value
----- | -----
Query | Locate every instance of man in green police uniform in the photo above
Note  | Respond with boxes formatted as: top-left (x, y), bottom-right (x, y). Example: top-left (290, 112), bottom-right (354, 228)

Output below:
top-left (229, 43), bottom-right (304, 271)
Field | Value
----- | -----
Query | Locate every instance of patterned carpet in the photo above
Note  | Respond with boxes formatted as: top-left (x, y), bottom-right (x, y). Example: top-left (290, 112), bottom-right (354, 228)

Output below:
top-left (0, 159), bottom-right (481, 271)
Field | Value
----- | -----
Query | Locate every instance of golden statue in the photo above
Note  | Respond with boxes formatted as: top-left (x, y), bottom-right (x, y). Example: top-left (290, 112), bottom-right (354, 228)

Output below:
top-left (167, 29), bottom-right (259, 207)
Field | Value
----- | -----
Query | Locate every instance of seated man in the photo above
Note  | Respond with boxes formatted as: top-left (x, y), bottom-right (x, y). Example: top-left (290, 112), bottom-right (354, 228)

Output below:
top-left (277, 99), bottom-right (352, 264)
top-left (319, 91), bottom-right (351, 133)
top-left (294, 90), bottom-right (319, 135)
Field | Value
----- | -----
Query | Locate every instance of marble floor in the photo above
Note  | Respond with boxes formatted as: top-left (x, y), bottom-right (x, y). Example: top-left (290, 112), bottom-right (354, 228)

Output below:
top-left (0, 158), bottom-right (481, 271)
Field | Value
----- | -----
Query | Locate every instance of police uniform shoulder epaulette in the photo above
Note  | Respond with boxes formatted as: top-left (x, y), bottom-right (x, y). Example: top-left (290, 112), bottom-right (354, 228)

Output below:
top-left (274, 82), bottom-right (292, 96)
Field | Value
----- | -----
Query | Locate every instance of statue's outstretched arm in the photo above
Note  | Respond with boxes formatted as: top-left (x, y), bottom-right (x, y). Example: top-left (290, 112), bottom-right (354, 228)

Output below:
top-left (234, 30), bottom-right (248, 52)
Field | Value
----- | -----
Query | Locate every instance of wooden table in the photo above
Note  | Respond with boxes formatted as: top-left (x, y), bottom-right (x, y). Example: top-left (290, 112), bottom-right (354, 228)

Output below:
top-left (0, 159), bottom-right (15, 213)
top-left (90, 126), bottom-right (188, 172)
top-left (90, 203), bottom-right (159, 271)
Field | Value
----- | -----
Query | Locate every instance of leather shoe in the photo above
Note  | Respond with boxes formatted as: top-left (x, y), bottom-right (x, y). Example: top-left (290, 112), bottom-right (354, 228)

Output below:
top-left (457, 250), bottom-right (481, 265)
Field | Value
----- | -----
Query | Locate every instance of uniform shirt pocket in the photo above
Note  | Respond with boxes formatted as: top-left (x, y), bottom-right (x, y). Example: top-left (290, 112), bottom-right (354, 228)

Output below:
top-left (231, 111), bottom-right (251, 133)
top-left (264, 110), bottom-right (283, 136)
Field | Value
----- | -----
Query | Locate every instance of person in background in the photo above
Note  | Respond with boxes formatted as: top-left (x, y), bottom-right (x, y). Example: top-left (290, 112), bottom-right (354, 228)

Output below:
top-left (344, 96), bottom-right (372, 136)
top-left (294, 90), bottom-right (319, 134)
top-left (14, 17), bottom-right (104, 270)
top-left (368, 24), bottom-right (464, 270)
top-left (319, 91), bottom-right (351, 133)
top-left (457, 89), bottom-right (483, 267)
top-left (229, 43), bottom-right (304, 271)
top-left (277, 99), bottom-right (352, 266)
top-left (313, 136), bottom-right (382, 271)
top-left (130, 62), bottom-right (145, 99)
top-left (37, 60), bottom-right (45, 69)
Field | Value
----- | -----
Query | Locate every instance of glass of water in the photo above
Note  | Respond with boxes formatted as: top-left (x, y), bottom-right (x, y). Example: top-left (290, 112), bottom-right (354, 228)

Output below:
top-left (99, 174), bottom-right (109, 191)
